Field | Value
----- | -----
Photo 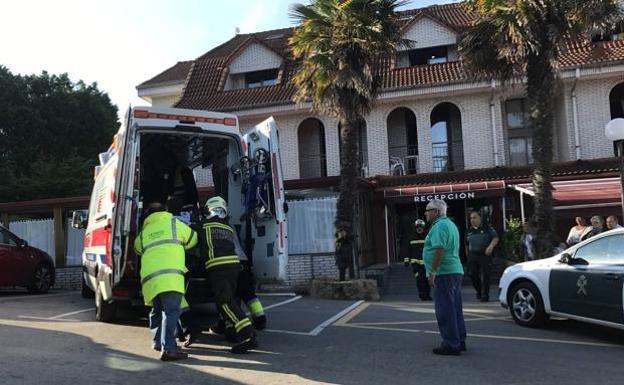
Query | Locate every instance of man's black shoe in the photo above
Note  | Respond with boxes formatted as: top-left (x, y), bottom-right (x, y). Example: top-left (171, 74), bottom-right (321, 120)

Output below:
top-left (210, 322), bottom-right (226, 335)
top-left (432, 345), bottom-right (461, 356)
top-left (476, 293), bottom-right (482, 300)
top-left (480, 296), bottom-right (489, 302)
top-left (231, 336), bottom-right (258, 354)
top-left (183, 330), bottom-right (201, 348)
top-left (253, 315), bottom-right (267, 330)
top-left (460, 342), bottom-right (467, 351)
top-left (152, 345), bottom-right (161, 352)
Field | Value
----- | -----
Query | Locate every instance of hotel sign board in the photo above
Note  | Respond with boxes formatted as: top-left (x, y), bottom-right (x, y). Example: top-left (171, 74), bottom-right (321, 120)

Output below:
top-left (380, 181), bottom-right (507, 203)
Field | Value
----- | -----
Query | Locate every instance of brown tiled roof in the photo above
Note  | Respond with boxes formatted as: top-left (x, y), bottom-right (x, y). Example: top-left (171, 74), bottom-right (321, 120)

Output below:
top-left (371, 157), bottom-right (621, 189)
top-left (175, 2), bottom-right (624, 111)
top-left (137, 61), bottom-right (194, 89)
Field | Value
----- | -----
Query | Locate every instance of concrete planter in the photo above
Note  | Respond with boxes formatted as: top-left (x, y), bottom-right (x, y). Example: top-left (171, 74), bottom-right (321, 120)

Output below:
top-left (310, 278), bottom-right (380, 301)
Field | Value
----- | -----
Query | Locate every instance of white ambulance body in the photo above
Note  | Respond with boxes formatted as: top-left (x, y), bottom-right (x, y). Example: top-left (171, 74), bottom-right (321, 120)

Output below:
top-left (74, 106), bottom-right (287, 322)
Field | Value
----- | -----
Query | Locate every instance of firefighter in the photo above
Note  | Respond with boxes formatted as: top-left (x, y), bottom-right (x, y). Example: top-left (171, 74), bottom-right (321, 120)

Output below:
top-left (134, 202), bottom-right (198, 361)
top-left (199, 196), bottom-right (258, 354)
top-left (405, 219), bottom-right (432, 301)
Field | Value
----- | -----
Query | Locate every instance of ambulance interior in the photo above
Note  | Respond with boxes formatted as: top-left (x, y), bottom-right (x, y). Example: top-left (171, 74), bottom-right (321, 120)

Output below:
top-left (132, 130), bottom-right (279, 283)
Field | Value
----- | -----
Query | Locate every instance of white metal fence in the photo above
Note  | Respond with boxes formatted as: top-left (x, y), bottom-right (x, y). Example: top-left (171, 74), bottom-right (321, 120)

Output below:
top-left (286, 197), bottom-right (337, 255)
top-left (8, 219), bottom-right (84, 266)
top-left (9, 219), bottom-right (55, 259)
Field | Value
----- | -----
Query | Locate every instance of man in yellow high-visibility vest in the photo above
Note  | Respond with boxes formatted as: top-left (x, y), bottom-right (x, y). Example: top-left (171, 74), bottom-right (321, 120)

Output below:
top-left (135, 202), bottom-right (197, 361)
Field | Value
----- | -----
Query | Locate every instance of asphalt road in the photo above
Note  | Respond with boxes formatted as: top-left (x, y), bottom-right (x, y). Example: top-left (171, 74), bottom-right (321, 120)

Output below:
top-left (0, 287), bottom-right (623, 385)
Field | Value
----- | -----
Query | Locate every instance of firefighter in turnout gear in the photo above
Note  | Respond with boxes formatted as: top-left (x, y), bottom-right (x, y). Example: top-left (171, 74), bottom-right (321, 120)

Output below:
top-left (405, 219), bottom-right (432, 301)
top-left (134, 202), bottom-right (198, 361)
top-left (199, 196), bottom-right (258, 354)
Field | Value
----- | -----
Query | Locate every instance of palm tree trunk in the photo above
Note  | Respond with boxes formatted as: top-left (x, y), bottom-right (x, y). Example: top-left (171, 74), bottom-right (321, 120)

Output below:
top-left (335, 116), bottom-right (360, 280)
top-left (527, 49), bottom-right (556, 257)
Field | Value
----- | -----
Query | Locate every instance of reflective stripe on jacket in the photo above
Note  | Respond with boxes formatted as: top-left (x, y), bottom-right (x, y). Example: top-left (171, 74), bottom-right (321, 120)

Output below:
top-left (134, 211), bottom-right (198, 306)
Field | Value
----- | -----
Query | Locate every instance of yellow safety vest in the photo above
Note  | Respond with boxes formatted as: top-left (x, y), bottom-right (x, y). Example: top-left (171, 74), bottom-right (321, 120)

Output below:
top-left (134, 211), bottom-right (198, 306)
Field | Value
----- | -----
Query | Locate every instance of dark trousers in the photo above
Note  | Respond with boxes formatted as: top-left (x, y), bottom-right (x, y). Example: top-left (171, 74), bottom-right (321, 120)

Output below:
top-left (207, 266), bottom-right (254, 340)
top-left (237, 261), bottom-right (265, 319)
top-left (467, 255), bottom-right (492, 298)
top-left (176, 309), bottom-right (197, 337)
top-left (411, 263), bottom-right (431, 300)
top-left (433, 274), bottom-right (467, 350)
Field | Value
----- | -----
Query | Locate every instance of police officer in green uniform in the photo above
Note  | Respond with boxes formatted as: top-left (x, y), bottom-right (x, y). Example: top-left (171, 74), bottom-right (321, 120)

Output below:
top-left (199, 197), bottom-right (258, 354)
top-left (134, 202), bottom-right (198, 361)
top-left (465, 211), bottom-right (499, 302)
top-left (404, 219), bottom-right (432, 301)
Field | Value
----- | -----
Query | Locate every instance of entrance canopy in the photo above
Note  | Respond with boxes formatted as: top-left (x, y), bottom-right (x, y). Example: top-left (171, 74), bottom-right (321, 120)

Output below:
top-left (381, 180), bottom-right (506, 202)
top-left (510, 178), bottom-right (623, 209)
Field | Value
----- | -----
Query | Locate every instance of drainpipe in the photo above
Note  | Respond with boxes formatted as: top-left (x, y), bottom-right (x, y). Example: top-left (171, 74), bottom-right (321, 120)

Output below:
top-left (384, 205), bottom-right (390, 266)
top-left (572, 68), bottom-right (582, 160)
top-left (490, 79), bottom-right (500, 166)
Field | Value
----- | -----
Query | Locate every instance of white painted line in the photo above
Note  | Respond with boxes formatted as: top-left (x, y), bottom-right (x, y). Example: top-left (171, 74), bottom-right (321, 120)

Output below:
top-left (309, 300), bottom-right (364, 336)
top-left (257, 292), bottom-right (297, 297)
top-left (264, 329), bottom-right (314, 336)
top-left (350, 316), bottom-right (511, 326)
top-left (18, 316), bottom-right (82, 322)
top-left (338, 324), bottom-right (624, 349)
top-left (49, 308), bottom-right (94, 320)
top-left (0, 291), bottom-right (78, 303)
top-left (263, 295), bottom-right (303, 311)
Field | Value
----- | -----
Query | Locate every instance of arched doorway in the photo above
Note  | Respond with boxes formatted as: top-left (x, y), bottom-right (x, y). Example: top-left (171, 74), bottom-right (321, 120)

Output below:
top-left (609, 83), bottom-right (624, 156)
top-left (387, 107), bottom-right (418, 175)
top-left (297, 118), bottom-right (327, 178)
top-left (430, 102), bottom-right (464, 172)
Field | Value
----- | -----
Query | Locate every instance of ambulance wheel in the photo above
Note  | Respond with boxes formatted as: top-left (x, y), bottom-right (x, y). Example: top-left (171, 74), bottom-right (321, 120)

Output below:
top-left (95, 286), bottom-right (117, 322)
top-left (81, 278), bottom-right (95, 299)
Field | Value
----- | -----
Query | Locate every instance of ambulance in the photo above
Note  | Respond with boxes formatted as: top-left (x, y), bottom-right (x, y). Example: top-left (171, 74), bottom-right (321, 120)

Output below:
top-left (72, 107), bottom-right (287, 322)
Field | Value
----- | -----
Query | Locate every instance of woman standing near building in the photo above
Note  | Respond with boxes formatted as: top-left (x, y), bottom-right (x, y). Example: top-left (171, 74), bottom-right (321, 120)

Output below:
top-left (566, 217), bottom-right (587, 246)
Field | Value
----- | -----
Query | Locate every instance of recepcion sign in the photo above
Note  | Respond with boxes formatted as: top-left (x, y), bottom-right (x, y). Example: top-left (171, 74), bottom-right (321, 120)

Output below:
top-left (413, 192), bottom-right (477, 202)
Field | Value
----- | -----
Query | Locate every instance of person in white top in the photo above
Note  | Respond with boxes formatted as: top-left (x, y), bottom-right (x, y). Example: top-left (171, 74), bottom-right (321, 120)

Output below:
top-left (566, 217), bottom-right (588, 246)
top-left (606, 215), bottom-right (624, 230)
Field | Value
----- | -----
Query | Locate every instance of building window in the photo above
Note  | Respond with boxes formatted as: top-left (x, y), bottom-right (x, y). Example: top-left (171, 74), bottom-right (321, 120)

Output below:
top-left (609, 82), bottom-right (624, 156)
top-left (298, 118), bottom-right (327, 178)
top-left (396, 46), bottom-right (454, 68)
top-left (505, 98), bottom-right (533, 166)
top-left (430, 102), bottom-right (464, 173)
top-left (245, 69), bottom-right (279, 88)
top-left (387, 107), bottom-right (418, 175)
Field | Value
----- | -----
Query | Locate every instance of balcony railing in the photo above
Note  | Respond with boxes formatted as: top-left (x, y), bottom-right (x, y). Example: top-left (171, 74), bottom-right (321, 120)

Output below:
top-left (433, 142), bottom-right (464, 172)
top-left (299, 154), bottom-right (327, 179)
top-left (388, 145), bottom-right (419, 175)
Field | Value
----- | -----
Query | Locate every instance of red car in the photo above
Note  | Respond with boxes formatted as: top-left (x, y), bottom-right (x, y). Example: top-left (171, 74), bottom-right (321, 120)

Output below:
top-left (0, 225), bottom-right (55, 293)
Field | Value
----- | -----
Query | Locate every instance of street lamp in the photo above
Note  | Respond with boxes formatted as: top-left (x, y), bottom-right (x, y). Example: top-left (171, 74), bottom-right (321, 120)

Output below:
top-left (605, 118), bottom-right (624, 220)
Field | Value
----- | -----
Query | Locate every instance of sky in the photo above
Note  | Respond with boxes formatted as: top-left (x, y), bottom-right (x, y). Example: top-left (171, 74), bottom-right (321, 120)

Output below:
top-left (0, 0), bottom-right (458, 119)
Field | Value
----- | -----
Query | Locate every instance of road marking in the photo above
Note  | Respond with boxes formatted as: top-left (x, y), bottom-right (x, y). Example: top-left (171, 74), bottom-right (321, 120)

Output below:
top-left (18, 307), bottom-right (94, 321)
top-left (309, 300), bottom-right (364, 336)
top-left (0, 291), bottom-right (78, 303)
top-left (334, 302), bottom-right (370, 326)
top-left (337, 323), bottom-right (624, 349)
top-left (257, 292), bottom-right (298, 297)
top-left (349, 316), bottom-right (511, 326)
top-left (49, 308), bottom-right (94, 319)
top-left (263, 295), bottom-right (303, 311)
top-left (264, 329), bottom-right (315, 336)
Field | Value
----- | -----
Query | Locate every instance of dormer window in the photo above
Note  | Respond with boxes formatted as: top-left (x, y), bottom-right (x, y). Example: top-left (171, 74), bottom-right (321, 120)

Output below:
top-left (396, 45), bottom-right (457, 69)
top-left (245, 69), bottom-right (279, 88)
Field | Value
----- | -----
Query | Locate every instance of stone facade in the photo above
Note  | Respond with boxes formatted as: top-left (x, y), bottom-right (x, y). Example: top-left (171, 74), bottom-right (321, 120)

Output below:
top-left (286, 254), bottom-right (338, 287)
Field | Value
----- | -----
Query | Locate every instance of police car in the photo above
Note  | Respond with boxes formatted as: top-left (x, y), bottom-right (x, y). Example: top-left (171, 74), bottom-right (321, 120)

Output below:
top-left (499, 228), bottom-right (624, 329)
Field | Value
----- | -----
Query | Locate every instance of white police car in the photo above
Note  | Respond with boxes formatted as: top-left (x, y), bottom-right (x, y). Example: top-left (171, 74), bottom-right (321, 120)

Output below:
top-left (499, 228), bottom-right (624, 329)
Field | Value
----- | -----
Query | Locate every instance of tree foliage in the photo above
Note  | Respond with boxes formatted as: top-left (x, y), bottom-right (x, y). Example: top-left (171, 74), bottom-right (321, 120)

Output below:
top-left (0, 66), bottom-right (119, 202)
top-left (289, 0), bottom-right (405, 278)
top-left (460, 0), bottom-right (622, 256)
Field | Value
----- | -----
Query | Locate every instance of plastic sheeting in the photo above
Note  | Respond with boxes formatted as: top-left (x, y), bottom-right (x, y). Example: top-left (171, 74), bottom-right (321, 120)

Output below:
top-left (286, 197), bottom-right (337, 255)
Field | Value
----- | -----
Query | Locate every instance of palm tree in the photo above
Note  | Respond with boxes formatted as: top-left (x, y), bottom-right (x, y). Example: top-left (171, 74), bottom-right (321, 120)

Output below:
top-left (460, 0), bottom-right (622, 256)
top-left (289, 0), bottom-right (405, 279)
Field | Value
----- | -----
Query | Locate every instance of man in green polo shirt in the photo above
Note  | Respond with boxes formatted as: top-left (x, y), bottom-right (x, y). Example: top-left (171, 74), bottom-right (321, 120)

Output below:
top-left (423, 199), bottom-right (466, 356)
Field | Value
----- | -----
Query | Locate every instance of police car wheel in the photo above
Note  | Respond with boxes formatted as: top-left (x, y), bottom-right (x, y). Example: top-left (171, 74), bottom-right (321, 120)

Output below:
top-left (509, 282), bottom-right (548, 328)
top-left (95, 286), bottom-right (117, 323)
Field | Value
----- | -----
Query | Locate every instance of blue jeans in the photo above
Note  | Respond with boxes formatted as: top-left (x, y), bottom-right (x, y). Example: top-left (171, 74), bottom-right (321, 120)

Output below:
top-left (433, 274), bottom-right (467, 350)
top-left (149, 291), bottom-right (183, 353)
